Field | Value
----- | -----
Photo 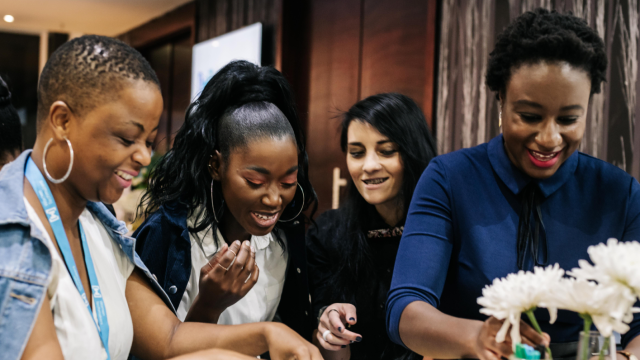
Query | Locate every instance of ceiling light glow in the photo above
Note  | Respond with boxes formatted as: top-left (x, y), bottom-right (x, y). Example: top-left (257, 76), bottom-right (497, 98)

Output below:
top-left (3, 15), bottom-right (14, 23)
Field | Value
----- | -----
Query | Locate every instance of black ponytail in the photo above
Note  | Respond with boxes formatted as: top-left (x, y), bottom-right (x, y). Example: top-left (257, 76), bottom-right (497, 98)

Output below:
top-left (139, 60), bottom-right (317, 246)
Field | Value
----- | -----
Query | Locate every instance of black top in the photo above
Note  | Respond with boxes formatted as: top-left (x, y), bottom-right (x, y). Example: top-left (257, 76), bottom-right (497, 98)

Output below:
top-left (133, 201), bottom-right (315, 341)
top-left (307, 206), bottom-right (418, 360)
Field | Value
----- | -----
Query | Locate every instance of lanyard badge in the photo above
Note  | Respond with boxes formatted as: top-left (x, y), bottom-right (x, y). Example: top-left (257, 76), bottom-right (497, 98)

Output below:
top-left (25, 157), bottom-right (111, 360)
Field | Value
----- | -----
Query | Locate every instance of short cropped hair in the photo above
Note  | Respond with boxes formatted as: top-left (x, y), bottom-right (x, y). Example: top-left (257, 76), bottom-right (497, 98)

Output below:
top-left (37, 35), bottom-right (159, 128)
top-left (486, 8), bottom-right (607, 98)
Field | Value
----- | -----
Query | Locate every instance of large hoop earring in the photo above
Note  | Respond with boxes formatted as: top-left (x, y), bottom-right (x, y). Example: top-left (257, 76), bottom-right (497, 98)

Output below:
top-left (499, 111), bottom-right (502, 127)
top-left (279, 183), bottom-right (305, 222)
top-left (43, 137), bottom-right (74, 184)
top-left (210, 180), bottom-right (224, 223)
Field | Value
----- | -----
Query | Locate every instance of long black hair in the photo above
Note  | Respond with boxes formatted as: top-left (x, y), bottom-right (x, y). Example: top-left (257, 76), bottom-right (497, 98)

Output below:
top-left (140, 61), bottom-right (317, 247)
top-left (332, 93), bottom-right (437, 296)
top-left (0, 76), bottom-right (22, 166)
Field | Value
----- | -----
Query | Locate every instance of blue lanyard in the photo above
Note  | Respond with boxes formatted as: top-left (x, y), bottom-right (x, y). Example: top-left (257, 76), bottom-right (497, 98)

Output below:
top-left (25, 157), bottom-right (110, 359)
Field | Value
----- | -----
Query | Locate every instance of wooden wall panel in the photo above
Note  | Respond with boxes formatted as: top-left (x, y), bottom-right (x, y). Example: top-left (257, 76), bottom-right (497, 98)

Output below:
top-left (117, 2), bottom-right (195, 49)
top-left (360, 0), bottom-right (437, 127)
top-left (196, 0), bottom-right (281, 67)
top-left (306, 0), bottom-right (362, 215)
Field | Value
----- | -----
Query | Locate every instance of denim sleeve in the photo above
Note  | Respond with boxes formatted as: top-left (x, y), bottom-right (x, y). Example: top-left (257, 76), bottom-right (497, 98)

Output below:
top-left (621, 178), bottom-right (640, 348)
top-left (386, 158), bottom-right (454, 347)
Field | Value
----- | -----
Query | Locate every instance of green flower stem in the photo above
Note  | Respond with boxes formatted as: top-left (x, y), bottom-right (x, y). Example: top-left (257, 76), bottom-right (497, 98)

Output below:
top-left (525, 310), bottom-right (553, 360)
top-left (580, 314), bottom-right (594, 360)
top-left (598, 336), bottom-right (610, 360)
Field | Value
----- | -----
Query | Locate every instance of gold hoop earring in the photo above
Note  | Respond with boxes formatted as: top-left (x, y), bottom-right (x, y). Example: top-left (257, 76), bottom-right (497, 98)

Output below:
top-left (210, 180), bottom-right (224, 223)
top-left (279, 183), bottom-right (305, 222)
top-left (43, 137), bottom-right (74, 184)
top-left (499, 111), bottom-right (502, 127)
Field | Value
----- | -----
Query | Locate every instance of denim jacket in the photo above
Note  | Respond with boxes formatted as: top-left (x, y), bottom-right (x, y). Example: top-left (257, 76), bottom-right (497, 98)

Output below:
top-left (0, 150), bottom-right (175, 360)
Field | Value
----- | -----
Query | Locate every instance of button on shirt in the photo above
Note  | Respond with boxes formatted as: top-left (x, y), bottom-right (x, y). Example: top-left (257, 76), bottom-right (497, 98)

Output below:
top-left (176, 215), bottom-right (288, 324)
top-left (387, 134), bottom-right (640, 348)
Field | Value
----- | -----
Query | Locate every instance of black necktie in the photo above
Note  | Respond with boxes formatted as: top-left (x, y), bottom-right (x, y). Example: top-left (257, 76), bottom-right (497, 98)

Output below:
top-left (516, 183), bottom-right (548, 270)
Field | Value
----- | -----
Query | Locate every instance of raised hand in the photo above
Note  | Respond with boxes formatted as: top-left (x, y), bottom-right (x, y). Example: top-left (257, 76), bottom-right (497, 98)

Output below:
top-left (316, 303), bottom-right (361, 351)
top-left (474, 316), bottom-right (549, 360)
top-left (185, 240), bottom-right (259, 323)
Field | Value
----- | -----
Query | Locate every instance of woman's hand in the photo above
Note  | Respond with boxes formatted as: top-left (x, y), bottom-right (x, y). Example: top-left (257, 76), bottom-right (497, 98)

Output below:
top-left (185, 240), bottom-right (259, 323)
top-left (316, 303), bottom-right (361, 351)
top-left (265, 323), bottom-right (324, 360)
top-left (474, 316), bottom-right (550, 360)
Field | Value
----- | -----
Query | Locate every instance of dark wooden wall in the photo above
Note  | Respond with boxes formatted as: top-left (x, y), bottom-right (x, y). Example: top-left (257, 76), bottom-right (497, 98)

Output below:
top-left (117, 0), bottom-right (439, 215)
top-left (196, 0), bottom-right (281, 67)
top-left (304, 0), bottom-right (439, 214)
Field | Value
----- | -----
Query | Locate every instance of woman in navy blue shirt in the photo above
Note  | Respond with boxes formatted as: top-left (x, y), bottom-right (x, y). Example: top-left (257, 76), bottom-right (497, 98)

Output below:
top-left (386, 9), bottom-right (640, 360)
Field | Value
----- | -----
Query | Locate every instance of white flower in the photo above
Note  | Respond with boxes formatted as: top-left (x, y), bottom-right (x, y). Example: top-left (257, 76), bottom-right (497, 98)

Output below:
top-left (477, 264), bottom-right (565, 346)
top-left (569, 238), bottom-right (640, 299)
top-left (547, 277), bottom-right (636, 337)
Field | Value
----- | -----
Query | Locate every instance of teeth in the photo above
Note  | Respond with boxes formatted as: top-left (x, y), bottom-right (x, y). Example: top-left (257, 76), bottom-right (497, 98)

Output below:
top-left (115, 170), bottom-right (133, 181)
top-left (530, 150), bottom-right (557, 162)
top-left (254, 213), bottom-right (276, 220)
top-left (364, 178), bottom-right (386, 184)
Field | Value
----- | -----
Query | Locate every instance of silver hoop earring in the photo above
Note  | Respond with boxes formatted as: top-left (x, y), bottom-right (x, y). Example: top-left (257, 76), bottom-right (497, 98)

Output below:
top-left (279, 183), bottom-right (305, 223)
top-left (43, 137), bottom-right (74, 184)
top-left (210, 180), bottom-right (224, 223)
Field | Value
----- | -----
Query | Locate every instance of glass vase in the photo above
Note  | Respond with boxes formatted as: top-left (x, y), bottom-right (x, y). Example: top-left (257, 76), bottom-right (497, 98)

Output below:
top-left (576, 331), bottom-right (615, 360)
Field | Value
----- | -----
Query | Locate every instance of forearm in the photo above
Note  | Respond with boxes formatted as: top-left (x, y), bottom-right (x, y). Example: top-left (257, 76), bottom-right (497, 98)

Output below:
top-left (624, 335), bottom-right (640, 358)
top-left (164, 322), bottom-right (272, 358)
top-left (183, 295), bottom-right (222, 324)
top-left (398, 300), bottom-right (482, 359)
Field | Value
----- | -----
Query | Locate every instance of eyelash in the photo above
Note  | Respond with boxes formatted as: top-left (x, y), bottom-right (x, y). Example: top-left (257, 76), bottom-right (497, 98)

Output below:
top-left (349, 150), bottom-right (397, 158)
top-left (120, 137), bottom-right (134, 146)
top-left (518, 114), bottom-right (579, 125)
top-left (246, 180), bottom-right (297, 189)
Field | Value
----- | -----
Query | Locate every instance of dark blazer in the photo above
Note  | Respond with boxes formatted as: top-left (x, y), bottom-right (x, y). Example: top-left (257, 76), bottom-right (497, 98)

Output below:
top-left (133, 201), bottom-right (314, 340)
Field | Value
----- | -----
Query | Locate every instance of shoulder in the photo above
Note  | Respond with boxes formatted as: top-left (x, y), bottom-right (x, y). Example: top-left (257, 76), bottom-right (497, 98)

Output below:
top-left (135, 202), bottom-right (188, 237)
top-left (430, 142), bottom-right (490, 174)
top-left (575, 152), bottom-right (638, 190)
top-left (306, 208), bottom-right (347, 252)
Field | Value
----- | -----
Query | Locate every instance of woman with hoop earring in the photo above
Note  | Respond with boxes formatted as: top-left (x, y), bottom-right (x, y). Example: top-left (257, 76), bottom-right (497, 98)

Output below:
top-left (133, 61), bottom-right (318, 340)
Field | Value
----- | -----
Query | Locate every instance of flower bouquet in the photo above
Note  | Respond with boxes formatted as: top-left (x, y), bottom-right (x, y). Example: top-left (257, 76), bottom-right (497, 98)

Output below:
top-left (477, 239), bottom-right (640, 360)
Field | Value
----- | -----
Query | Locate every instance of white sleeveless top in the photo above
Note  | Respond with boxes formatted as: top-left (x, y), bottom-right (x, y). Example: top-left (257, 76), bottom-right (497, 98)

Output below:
top-left (25, 198), bottom-right (135, 360)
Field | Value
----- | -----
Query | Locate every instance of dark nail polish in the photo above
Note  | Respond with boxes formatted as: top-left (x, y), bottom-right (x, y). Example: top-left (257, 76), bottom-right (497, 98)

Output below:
top-left (356, 336), bottom-right (362, 342)
top-left (349, 317), bottom-right (355, 321)
top-left (338, 327), bottom-right (343, 332)
top-left (341, 345), bottom-right (346, 348)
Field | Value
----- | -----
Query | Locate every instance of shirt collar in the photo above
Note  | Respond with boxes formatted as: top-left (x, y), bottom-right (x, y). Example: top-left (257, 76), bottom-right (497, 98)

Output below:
top-left (487, 134), bottom-right (579, 197)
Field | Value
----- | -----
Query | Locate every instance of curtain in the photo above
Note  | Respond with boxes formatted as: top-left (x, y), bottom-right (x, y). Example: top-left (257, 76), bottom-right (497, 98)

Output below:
top-left (436, 0), bottom-right (640, 180)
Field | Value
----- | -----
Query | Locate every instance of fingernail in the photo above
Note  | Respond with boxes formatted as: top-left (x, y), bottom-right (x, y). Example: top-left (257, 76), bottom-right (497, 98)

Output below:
top-left (234, 240), bottom-right (241, 245)
top-left (251, 246), bottom-right (256, 253)
top-left (244, 240), bottom-right (250, 246)
top-left (341, 345), bottom-right (346, 348)
top-left (356, 336), bottom-right (362, 342)
top-left (349, 317), bottom-right (355, 321)
top-left (338, 327), bottom-right (342, 332)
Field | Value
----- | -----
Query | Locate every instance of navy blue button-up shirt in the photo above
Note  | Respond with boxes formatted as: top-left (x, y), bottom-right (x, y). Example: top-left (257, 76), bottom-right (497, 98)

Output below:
top-left (387, 134), bottom-right (640, 347)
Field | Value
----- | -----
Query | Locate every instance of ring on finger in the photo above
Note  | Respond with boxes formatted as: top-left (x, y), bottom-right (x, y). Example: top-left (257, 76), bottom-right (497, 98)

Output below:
top-left (326, 308), bottom-right (340, 317)
top-left (322, 330), bottom-right (331, 342)
top-left (207, 262), bottom-right (214, 272)
top-left (244, 272), bottom-right (252, 284)
top-left (228, 254), bottom-right (237, 268)
top-left (217, 263), bottom-right (229, 272)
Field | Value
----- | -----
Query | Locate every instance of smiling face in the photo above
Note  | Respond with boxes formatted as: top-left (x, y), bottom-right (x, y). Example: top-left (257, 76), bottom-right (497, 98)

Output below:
top-left (501, 61), bottom-right (591, 179)
top-left (214, 136), bottom-right (299, 237)
top-left (346, 120), bottom-right (404, 207)
top-left (63, 80), bottom-right (162, 204)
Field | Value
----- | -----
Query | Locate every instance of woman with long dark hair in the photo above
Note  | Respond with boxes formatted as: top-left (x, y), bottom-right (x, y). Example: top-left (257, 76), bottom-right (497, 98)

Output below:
top-left (134, 60), bottom-right (317, 339)
top-left (307, 93), bottom-right (437, 360)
